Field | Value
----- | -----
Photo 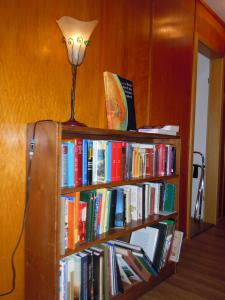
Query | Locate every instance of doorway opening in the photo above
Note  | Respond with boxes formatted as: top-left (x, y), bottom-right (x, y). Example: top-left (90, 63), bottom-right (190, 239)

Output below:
top-left (189, 42), bottom-right (224, 238)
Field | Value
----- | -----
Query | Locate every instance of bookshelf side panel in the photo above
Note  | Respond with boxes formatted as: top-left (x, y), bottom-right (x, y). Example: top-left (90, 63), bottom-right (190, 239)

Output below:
top-left (25, 121), bottom-right (61, 300)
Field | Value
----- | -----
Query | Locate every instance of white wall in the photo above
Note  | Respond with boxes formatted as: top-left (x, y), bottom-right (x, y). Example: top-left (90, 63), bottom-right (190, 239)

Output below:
top-left (191, 53), bottom-right (210, 219)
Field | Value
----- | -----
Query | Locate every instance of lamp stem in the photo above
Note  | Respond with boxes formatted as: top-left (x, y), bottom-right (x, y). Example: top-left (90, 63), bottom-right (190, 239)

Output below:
top-left (62, 64), bottom-right (86, 126)
top-left (70, 64), bottom-right (77, 121)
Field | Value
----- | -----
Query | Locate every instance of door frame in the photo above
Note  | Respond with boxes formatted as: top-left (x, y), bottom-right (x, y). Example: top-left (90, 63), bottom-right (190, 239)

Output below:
top-left (187, 35), bottom-right (224, 238)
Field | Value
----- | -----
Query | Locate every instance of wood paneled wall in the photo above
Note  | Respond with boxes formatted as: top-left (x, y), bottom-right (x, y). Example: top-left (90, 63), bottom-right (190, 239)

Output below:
top-left (149, 0), bottom-right (196, 233)
top-left (0, 0), bottom-right (151, 299)
top-left (197, 0), bottom-right (225, 56)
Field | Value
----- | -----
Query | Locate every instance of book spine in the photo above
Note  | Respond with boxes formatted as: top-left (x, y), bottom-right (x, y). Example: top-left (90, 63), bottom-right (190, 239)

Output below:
top-left (78, 201), bottom-right (87, 243)
top-left (67, 142), bottom-right (75, 187)
top-left (61, 143), bottom-right (68, 188)
top-left (114, 189), bottom-right (124, 228)
top-left (92, 141), bottom-right (98, 184)
top-left (111, 142), bottom-right (117, 182)
top-left (105, 141), bottom-right (112, 183)
top-left (87, 140), bottom-right (93, 185)
top-left (74, 138), bottom-right (83, 187)
top-left (82, 140), bottom-right (88, 185)
top-left (67, 196), bottom-right (75, 249)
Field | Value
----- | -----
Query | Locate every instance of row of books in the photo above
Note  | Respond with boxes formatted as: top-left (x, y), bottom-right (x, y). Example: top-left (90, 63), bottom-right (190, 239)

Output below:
top-left (59, 221), bottom-right (183, 300)
top-left (61, 139), bottom-right (176, 188)
top-left (60, 182), bottom-right (176, 252)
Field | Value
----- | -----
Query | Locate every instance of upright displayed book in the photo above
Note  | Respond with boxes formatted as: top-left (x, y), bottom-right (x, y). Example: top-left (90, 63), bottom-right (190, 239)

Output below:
top-left (26, 121), bottom-right (181, 300)
top-left (103, 71), bottom-right (136, 131)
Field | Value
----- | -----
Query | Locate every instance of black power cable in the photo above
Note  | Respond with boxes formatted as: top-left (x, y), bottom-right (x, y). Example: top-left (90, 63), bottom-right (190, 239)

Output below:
top-left (0, 120), bottom-right (53, 296)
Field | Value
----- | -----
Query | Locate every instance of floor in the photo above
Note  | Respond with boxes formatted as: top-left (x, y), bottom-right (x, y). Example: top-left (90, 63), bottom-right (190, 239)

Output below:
top-left (138, 219), bottom-right (225, 300)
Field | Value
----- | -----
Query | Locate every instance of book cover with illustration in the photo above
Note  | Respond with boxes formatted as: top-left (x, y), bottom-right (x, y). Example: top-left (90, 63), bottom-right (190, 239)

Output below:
top-left (103, 71), bottom-right (136, 131)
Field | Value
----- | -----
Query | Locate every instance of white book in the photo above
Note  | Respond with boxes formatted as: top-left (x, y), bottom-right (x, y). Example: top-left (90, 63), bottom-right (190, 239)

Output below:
top-left (122, 186), bottom-right (132, 224)
top-left (169, 230), bottom-right (183, 263)
top-left (129, 186), bottom-right (139, 221)
top-left (130, 226), bottom-right (159, 262)
top-left (67, 257), bottom-right (75, 300)
top-left (137, 186), bottom-right (143, 220)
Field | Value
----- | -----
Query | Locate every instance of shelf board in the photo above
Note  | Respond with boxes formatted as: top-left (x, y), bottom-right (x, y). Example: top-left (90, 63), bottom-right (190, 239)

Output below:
top-left (62, 125), bottom-right (180, 141)
top-left (61, 174), bottom-right (179, 194)
top-left (62, 212), bottom-right (178, 258)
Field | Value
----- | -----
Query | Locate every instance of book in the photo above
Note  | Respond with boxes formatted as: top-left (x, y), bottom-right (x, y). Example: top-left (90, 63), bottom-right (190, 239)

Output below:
top-left (103, 71), bottom-right (136, 131)
top-left (87, 140), bottom-right (93, 185)
top-left (67, 194), bottom-right (79, 250)
top-left (130, 226), bottom-right (159, 263)
top-left (169, 230), bottom-right (183, 262)
top-left (80, 190), bottom-right (96, 242)
top-left (82, 139), bottom-right (88, 185)
top-left (78, 201), bottom-right (87, 243)
top-left (74, 138), bottom-right (83, 187)
top-left (61, 142), bottom-right (68, 188)
top-left (138, 125), bottom-right (179, 135)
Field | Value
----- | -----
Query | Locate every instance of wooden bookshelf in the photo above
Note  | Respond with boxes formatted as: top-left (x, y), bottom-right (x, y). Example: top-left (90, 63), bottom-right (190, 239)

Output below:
top-left (25, 121), bottom-right (181, 300)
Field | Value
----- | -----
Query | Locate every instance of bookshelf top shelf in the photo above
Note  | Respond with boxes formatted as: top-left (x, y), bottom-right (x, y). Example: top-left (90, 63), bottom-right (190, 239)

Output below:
top-left (61, 124), bottom-right (180, 141)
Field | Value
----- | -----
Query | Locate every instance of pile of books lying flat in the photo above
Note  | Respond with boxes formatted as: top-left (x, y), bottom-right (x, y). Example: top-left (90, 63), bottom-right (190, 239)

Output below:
top-left (138, 125), bottom-right (179, 136)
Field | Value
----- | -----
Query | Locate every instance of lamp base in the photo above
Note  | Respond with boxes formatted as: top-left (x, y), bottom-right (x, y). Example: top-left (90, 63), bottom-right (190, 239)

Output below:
top-left (62, 118), bottom-right (87, 127)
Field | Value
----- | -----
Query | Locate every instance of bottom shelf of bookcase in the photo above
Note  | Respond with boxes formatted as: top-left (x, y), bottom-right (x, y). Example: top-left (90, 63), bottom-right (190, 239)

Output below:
top-left (112, 262), bottom-right (176, 300)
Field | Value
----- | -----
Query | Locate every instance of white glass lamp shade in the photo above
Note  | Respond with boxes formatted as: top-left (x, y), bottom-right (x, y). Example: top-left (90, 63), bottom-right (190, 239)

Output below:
top-left (57, 16), bottom-right (98, 66)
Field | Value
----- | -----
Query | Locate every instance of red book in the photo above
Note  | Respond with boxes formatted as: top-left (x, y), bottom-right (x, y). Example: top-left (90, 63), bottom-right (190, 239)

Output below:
top-left (145, 147), bottom-right (154, 177)
top-left (121, 142), bottom-right (127, 180)
top-left (156, 144), bottom-right (166, 177)
top-left (150, 186), bottom-right (156, 215)
top-left (111, 141), bottom-right (118, 182)
top-left (116, 142), bottom-right (122, 181)
top-left (74, 138), bottom-right (83, 187)
top-left (78, 201), bottom-right (87, 243)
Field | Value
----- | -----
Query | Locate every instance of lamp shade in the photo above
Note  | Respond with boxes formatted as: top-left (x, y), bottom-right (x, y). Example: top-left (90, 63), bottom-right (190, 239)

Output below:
top-left (57, 16), bottom-right (98, 66)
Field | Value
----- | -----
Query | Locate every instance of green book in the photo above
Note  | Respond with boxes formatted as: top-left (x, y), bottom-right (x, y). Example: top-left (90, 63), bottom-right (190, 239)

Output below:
top-left (163, 183), bottom-right (176, 212)
top-left (80, 190), bottom-right (96, 242)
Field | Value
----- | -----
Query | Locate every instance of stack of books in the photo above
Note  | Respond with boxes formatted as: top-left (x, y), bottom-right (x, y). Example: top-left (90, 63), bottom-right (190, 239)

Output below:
top-left (138, 125), bottom-right (179, 136)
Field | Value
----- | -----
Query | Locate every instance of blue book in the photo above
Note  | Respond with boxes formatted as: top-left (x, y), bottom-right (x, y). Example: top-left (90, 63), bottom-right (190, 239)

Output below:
top-left (114, 188), bottom-right (124, 228)
top-left (106, 141), bottom-right (112, 182)
top-left (67, 141), bottom-right (74, 187)
top-left (61, 143), bottom-right (68, 188)
top-left (77, 252), bottom-right (89, 300)
top-left (87, 140), bottom-right (93, 185)
top-left (82, 139), bottom-right (88, 185)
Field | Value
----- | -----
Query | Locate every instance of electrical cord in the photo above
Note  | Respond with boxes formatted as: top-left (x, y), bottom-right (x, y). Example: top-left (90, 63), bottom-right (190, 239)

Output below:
top-left (0, 120), bottom-right (53, 296)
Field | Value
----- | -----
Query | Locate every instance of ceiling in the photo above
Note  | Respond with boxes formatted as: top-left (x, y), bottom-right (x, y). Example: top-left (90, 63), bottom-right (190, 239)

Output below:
top-left (203, 0), bottom-right (225, 23)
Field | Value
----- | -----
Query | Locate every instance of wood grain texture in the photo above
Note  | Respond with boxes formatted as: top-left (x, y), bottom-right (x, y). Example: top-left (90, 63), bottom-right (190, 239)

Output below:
top-left (197, 0), bottom-right (225, 56)
top-left (139, 219), bottom-right (225, 300)
top-left (149, 0), bottom-right (196, 234)
top-left (0, 0), bottom-right (152, 299)
top-left (204, 58), bottom-right (224, 224)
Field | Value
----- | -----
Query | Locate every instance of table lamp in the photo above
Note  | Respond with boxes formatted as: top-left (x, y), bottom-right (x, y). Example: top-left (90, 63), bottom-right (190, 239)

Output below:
top-left (57, 16), bottom-right (98, 126)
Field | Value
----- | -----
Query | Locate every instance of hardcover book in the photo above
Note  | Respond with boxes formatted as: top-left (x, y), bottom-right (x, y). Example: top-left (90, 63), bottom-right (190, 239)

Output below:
top-left (103, 71), bottom-right (136, 131)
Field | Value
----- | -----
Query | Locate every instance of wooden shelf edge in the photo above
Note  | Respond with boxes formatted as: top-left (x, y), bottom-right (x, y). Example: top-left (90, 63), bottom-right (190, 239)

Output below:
top-left (61, 124), bottom-right (180, 140)
top-left (62, 212), bottom-right (178, 258)
top-left (112, 262), bottom-right (176, 300)
top-left (61, 175), bottom-right (179, 194)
